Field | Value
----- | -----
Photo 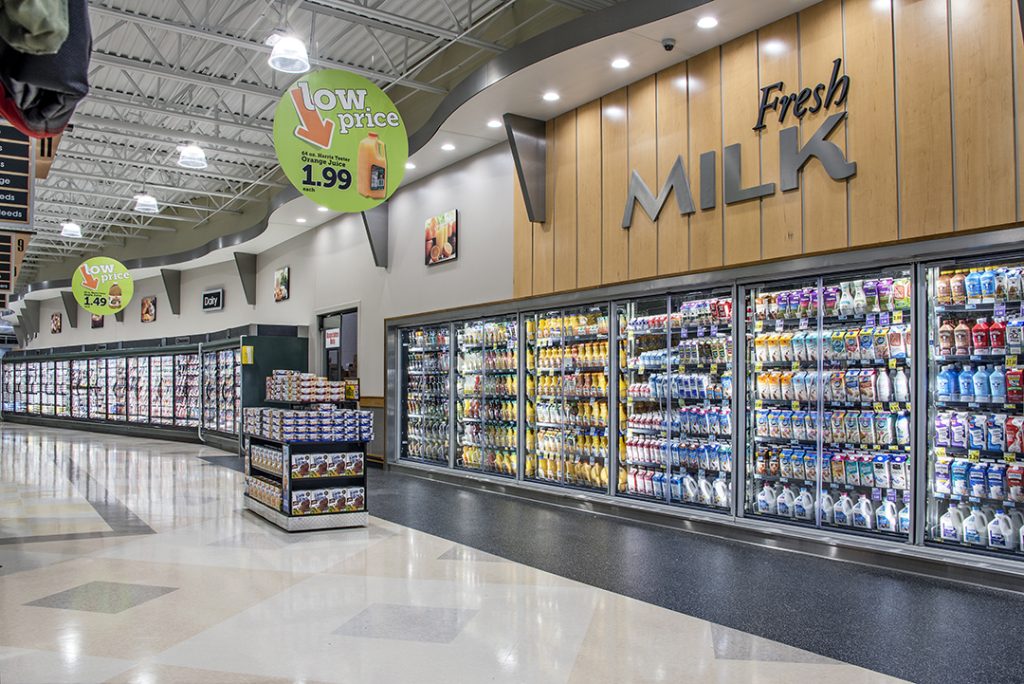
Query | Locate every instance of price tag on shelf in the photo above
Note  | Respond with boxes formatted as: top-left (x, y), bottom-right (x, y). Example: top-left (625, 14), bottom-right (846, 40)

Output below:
top-left (889, 402), bottom-right (901, 412)
top-left (1006, 453), bottom-right (1018, 463)
top-left (710, 364), bottom-right (718, 374)
top-left (995, 302), bottom-right (1007, 317)
top-left (710, 325), bottom-right (718, 336)
top-left (791, 361), bottom-right (801, 371)
top-left (754, 362), bottom-right (763, 371)
top-left (968, 449), bottom-right (981, 462)
top-left (791, 401), bottom-right (801, 411)
top-left (873, 402), bottom-right (884, 412)
top-left (1019, 302), bottom-right (1024, 317)
top-left (755, 399), bottom-right (764, 409)
top-left (775, 320), bottom-right (785, 332)
top-left (754, 320), bottom-right (764, 332)
top-left (871, 487), bottom-right (882, 501)
top-left (697, 326), bottom-right (706, 337)
top-left (893, 310), bottom-right (904, 324)
top-left (879, 312), bottom-right (890, 326)
top-left (679, 326), bottom-right (688, 338)
top-left (1007, 355), bottom-right (1018, 368)
top-left (888, 359), bottom-right (898, 369)
top-left (866, 314), bottom-right (876, 326)
top-left (627, 330), bottom-right (635, 341)
top-left (799, 317), bottom-right (809, 330)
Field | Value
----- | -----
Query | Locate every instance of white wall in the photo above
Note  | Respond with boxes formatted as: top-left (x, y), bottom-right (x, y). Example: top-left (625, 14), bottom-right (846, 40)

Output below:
top-left (23, 143), bottom-right (515, 397)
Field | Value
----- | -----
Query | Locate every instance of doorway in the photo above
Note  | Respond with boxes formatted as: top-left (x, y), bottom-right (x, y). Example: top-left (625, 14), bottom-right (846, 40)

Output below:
top-left (319, 309), bottom-right (357, 381)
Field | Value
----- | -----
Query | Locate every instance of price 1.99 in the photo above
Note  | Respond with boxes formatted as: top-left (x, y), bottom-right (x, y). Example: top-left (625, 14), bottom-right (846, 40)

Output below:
top-left (302, 164), bottom-right (351, 189)
top-left (82, 294), bottom-right (108, 308)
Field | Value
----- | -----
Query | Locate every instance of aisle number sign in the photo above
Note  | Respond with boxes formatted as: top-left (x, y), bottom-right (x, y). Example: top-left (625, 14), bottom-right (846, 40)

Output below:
top-left (273, 69), bottom-right (408, 212)
top-left (71, 257), bottom-right (133, 315)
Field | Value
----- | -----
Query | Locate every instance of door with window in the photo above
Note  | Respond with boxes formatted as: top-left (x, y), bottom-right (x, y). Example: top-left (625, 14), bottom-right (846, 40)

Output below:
top-left (321, 309), bottom-right (358, 381)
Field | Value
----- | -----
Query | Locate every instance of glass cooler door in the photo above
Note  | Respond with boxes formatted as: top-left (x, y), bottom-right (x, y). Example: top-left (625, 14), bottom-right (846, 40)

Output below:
top-left (107, 357), bottom-right (127, 421)
top-left (2, 362), bottom-right (14, 412)
top-left (151, 355), bottom-right (174, 425)
top-left (40, 361), bottom-right (55, 415)
top-left (55, 361), bottom-right (70, 416)
top-left (401, 325), bottom-right (451, 465)
top-left (926, 255), bottom-right (1024, 558)
top-left (26, 362), bottom-right (40, 414)
top-left (71, 359), bottom-right (88, 418)
top-left (201, 351), bottom-right (218, 431)
top-left (87, 358), bottom-right (107, 420)
top-left (128, 356), bottom-right (150, 423)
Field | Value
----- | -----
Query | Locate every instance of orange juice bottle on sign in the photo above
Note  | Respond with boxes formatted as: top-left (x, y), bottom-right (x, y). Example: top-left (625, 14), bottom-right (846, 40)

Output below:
top-left (357, 133), bottom-right (388, 199)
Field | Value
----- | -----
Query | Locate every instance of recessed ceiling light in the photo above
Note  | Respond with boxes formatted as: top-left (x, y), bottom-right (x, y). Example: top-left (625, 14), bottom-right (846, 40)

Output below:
top-left (542, 91), bottom-right (560, 102)
top-left (296, 217), bottom-right (307, 223)
top-left (611, 57), bottom-right (630, 69)
top-left (441, 143), bottom-right (455, 151)
top-left (405, 161), bottom-right (416, 169)
top-left (697, 16), bottom-right (718, 29)
top-left (316, 206), bottom-right (328, 212)
top-left (486, 119), bottom-right (502, 128)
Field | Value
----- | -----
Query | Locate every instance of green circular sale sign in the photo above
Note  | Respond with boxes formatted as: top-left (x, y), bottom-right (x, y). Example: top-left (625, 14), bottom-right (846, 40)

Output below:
top-left (273, 70), bottom-right (408, 212)
top-left (72, 257), bottom-right (134, 315)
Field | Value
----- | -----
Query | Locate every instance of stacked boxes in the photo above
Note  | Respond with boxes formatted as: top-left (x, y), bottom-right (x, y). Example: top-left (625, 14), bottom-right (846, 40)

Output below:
top-left (291, 452), bottom-right (364, 479)
top-left (249, 443), bottom-right (283, 475)
top-left (291, 486), bottom-right (365, 515)
top-left (265, 370), bottom-right (360, 402)
top-left (246, 476), bottom-right (282, 510)
top-left (244, 406), bottom-right (374, 443)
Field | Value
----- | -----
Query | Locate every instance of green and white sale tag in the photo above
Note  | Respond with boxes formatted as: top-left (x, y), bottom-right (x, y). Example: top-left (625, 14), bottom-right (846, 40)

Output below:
top-left (273, 69), bottom-right (408, 212)
top-left (71, 257), bottom-right (134, 315)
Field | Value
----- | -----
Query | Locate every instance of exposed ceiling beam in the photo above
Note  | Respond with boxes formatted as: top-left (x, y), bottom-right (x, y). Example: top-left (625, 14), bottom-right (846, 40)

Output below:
top-left (83, 89), bottom-right (273, 136)
top-left (71, 115), bottom-right (277, 157)
top-left (90, 51), bottom-right (282, 100)
top-left (88, 4), bottom-right (449, 95)
top-left (56, 150), bottom-right (283, 189)
top-left (35, 209), bottom-right (181, 231)
top-left (38, 186), bottom-right (242, 214)
top-left (46, 169), bottom-right (267, 202)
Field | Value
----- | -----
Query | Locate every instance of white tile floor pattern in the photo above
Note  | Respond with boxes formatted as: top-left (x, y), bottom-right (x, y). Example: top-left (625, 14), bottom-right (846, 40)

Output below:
top-left (0, 424), bottom-right (907, 684)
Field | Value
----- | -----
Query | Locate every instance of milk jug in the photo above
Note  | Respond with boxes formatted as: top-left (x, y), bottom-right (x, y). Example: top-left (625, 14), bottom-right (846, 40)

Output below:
top-left (683, 474), bottom-right (699, 503)
top-left (776, 486), bottom-right (796, 518)
top-left (852, 496), bottom-right (874, 529)
top-left (697, 477), bottom-right (713, 505)
top-left (897, 504), bottom-right (911, 535)
top-left (987, 509), bottom-right (1019, 550)
top-left (757, 484), bottom-right (779, 514)
top-left (876, 500), bottom-right (898, 532)
top-left (962, 507), bottom-right (989, 545)
top-left (940, 504), bottom-right (964, 541)
top-left (819, 491), bottom-right (835, 524)
top-left (794, 488), bottom-right (815, 520)
top-left (833, 494), bottom-right (854, 526)
top-left (712, 478), bottom-right (729, 507)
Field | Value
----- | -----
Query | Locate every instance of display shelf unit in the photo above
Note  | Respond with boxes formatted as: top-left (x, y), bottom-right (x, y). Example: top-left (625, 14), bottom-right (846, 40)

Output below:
top-left (243, 433), bottom-right (368, 531)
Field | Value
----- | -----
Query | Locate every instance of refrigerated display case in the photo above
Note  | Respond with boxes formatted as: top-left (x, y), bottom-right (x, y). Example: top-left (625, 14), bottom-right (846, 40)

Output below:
top-left (26, 361), bottom-right (39, 414)
top-left (201, 347), bottom-right (242, 435)
top-left (107, 357), bottom-right (127, 421)
top-left (455, 316), bottom-right (517, 477)
top-left (619, 290), bottom-right (734, 510)
top-left (127, 356), bottom-right (150, 423)
top-left (150, 355), bottom-right (174, 425)
top-left (523, 304), bottom-right (611, 491)
top-left (40, 360), bottom-right (56, 416)
top-left (746, 268), bottom-right (914, 539)
top-left (925, 255), bottom-right (1024, 557)
top-left (55, 361), bottom-right (69, 416)
top-left (70, 359), bottom-right (88, 418)
top-left (87, 358), bottom-right (106, 420)
top-left (175, 353), bottom-right (200, 426)
top-left (2, 363), bottom-right (13, 412)
top-left (400, 325), bottom-right (451, 465)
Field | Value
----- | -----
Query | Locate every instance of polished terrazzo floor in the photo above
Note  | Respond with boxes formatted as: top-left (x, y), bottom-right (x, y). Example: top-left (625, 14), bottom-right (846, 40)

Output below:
top-left (0, 424), bottom-right (909, 684)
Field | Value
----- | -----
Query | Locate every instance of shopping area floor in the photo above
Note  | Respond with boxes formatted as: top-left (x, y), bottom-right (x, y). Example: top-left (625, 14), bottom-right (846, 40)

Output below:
top-left (0, 425), bottom-right (1016, 684)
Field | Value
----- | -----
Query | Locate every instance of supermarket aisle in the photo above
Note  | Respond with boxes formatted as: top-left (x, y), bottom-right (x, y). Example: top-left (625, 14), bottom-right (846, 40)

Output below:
top-left (0, 426), bottom-right (948, 684)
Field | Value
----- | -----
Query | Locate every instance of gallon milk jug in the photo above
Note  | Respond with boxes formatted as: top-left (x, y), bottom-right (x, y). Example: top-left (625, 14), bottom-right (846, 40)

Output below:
top-left (776, 486), bottom-right (796, 518)
top-left (833, 494), bottom-right (854, 526)
top-left (794, 488), bottom-right (815, 521)
top-left (898, 504), bottom-right (912, 535)
top-left (697, 477), bottom-right (713, 505)
top-left (963, 507), bottom-right (989, 545)
top-left (757, 484), bottom-right (778, 514)
top-left (987, 510), bottom-right (1019, 550)
top-left (819, 491), bottom-right (835, 524)
top-left (940, 504), bottom-right (965, 541)
top-left (712, 478), bottom-right (729, 508)
top-left (852, 497), bottom-right (875, 529)
top-left (876, 500), bottom-right (898, 533)
top-left (683, 474), bottom-right (699, 503)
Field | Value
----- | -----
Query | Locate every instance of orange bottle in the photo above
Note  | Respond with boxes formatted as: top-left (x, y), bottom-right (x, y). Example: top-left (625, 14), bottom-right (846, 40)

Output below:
top-left (357, 133), bottom-right (387, 199)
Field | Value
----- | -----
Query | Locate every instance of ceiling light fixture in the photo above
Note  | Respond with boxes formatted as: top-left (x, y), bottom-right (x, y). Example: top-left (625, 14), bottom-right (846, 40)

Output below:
top-left (266, 34), bottom-right (310, 74)
top-left (487, 119), bottom-right (502, 128)
top-left (296, 217), bottom-right (307, 223)
top-left (405, 161), bottom-right (416, 169)
top-left (133, 192), bottom-right (159, 214)
top-left (697, 16), bottom-right (718, 29)
top-left (611, 57), bottom-right (630, 69)
top-left (176, 143), bottom-right (207, 169)
top-left (441, 143), bottom-right (455, 151)
top-left (60, 221), bottom-right (81, 238)
top-left (542, 91), bottom-right (560, 102)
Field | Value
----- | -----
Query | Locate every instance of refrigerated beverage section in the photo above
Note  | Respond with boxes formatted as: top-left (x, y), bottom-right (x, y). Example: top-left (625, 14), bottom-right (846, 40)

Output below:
top-left (401, 325), bottom-right (451, 465)
top-left (747, 269), bottom-right (914, 538)
top-left (927, 256), bottom-right (1024, 556)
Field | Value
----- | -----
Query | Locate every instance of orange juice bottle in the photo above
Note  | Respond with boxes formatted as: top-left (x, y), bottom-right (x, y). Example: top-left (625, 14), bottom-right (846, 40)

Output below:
top-left (357, 133), bottom-right (388, 199)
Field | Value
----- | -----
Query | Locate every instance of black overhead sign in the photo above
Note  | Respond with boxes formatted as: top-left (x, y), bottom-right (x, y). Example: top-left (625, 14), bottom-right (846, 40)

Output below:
top-left (0, 121), bottom-right (31, 226)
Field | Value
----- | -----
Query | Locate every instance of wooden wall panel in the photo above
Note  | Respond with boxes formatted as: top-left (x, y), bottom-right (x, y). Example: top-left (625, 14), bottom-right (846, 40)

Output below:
top-left (758, 15), bottom-right (802, 259)
top-left (655, 62), bottom-right (689, 276)
top-left (553, 111), bottom-right (578, 292)
top-left (601, 89), bottom-right (629, 284)
top-left (1015, 0), bottom-right (1024, 222)
top-left (512, 171), bottom-right (533, 297)
top-left (721, 33), bottom-right (762, 265)
top-left (893, 0), bottom-right (953, 238)
top-left (576, 100), bottom-right (603, 288)
top-left (798, 0), bottom-right (848, 254)
top-left (688, 48), bottom-right (723, 271)
top-left (533, 119), bottom-right (555, 294)
top-left (845, 0), bottom-right (898, 246)
top-left (627, 76), bottom-right (659, 279)
top-left (950, 0), bottom-right (1016, 230)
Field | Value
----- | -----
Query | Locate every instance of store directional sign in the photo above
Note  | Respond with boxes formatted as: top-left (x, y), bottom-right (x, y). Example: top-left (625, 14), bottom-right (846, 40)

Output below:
top-left (0, 119), bottom-right (32, 227)
top-left (0, 230), bottom-right (32, 294)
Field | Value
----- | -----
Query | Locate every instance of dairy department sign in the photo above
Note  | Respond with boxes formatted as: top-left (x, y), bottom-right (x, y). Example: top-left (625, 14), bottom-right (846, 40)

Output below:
top-left (622, 58), bottom-right (855, 229)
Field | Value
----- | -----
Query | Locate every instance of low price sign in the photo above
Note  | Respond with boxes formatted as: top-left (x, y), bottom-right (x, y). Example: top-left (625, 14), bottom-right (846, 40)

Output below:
top-left (273, 69), bottom-right (408, 212)
top-left (71, 257), bottom-right (133, 315)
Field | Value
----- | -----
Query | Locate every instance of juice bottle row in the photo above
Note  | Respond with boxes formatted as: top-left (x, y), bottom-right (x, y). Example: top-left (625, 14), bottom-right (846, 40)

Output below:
top-left (755, 368), bottom-right (911, 404)
top-left (458, 322), bottom-right (517, 347)
top-left (627, 406), bottom-right (732, 436)
top-left (754, 277), bottom-right (911, 321)
top-left (627, 373), bottom-right (733, 401)
top-left (933, 411), bottom-right (1024, 452)
top-left (406, 437), bottom-right (447, 461)
top-left (753, 327), bottom-right (911, 364)
top-left (934, 459), bottom-right (1024, 501)
top-left (409, 328), bottom-right (449, 348)
top-left (627, 299), bottom-right (733, 331)
top-left (632, 337), bottom-right (733, 367)
top-left (527, 455), bottom-right (608, 487)
top-left (936, 317), bottom-right (1022, 356)
top-left (938, 504), bottom-right (1024, 550)
top-left (754, 409), bottom-right (912, 446)
top-left (533, 400), bottom-right (608, 427)
top-left (935, 365), bottom-right (1016, 402)
top-left (534, 372), bottom-right (607, 398)
top-left (459, 374), bottom-right (516, 396)
top-left (461, 447), bottom-right (516, 474)
top-left (407, 376), bottom-right (448, 396)
top-left (461, 398), bottom-right (515, 421)
top-left (458, 350), bottom-right (517, 372)
top-left (624, 438), bottom-right (733, 471)
top-left (461, 424), bottom-right (516, 449)
top-left (936, 266), bottom-right (1024, 305)
top-left (408, 353), bottom-right (449, 373)
top-left (530, 429), bottom-right (609, 461)
top-left (531, 315), bottom-right (609, 341)
top-left (533, 342), bottom-right (610, 369)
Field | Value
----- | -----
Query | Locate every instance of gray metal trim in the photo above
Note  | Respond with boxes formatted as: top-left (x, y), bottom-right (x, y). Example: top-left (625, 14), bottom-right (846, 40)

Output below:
top-left (361, 204), bottom-right (389, 268)
top-left (233, 252), bottom-right (258, 306)
top-left (160, 269), bottom-right (181, 316)
top-left (22, 300), bottom-right (40, 337)
top-left (504, 114), bottom-right (547, 224)
top-left (59, 291), bottom-right (78, 329)
top-left (114, 308), bottom-right (124, 323)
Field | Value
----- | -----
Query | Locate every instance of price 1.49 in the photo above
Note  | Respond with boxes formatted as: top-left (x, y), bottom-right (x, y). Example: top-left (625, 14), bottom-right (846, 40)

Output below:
top-left (302, 164), bottom-right (351, 189)
top-left (82, 294), bottom-right (108, 308)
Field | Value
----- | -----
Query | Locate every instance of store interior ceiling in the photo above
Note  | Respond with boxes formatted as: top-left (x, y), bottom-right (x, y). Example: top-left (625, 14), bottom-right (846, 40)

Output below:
top-left (19, 0), bottom-right (816, 294)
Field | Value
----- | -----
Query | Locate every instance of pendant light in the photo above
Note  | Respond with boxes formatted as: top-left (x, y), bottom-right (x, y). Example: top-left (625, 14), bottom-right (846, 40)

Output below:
top-left (267, 34), bottom-right (310, 74)
top-left (60, 221), bottom-right (82, 238)
top-left (134, 190), bottom-right (159, 214)
top-left (177, 143), bottom-right (207, 169)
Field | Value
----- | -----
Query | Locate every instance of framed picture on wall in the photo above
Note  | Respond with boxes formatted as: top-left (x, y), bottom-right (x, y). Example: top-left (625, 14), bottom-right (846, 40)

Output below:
top-left (425, 209), bottom-right (457, 266)
top-left (274, 266), bottom-right (290, 302)
top-left (141, 296), bottom-right (157, 323)
top-left (50, 312), bottom-right (62, 334)
top-left (91, 313), bottom-right (103, 329)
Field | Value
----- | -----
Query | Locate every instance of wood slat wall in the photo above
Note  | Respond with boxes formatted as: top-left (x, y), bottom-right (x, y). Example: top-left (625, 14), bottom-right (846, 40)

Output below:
top-left (512, 0), bottom-right (1024, 296)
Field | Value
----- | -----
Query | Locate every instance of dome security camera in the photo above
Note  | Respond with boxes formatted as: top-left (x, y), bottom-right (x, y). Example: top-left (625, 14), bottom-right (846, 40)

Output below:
top-left (662, 38), bottom-right (676, 51)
